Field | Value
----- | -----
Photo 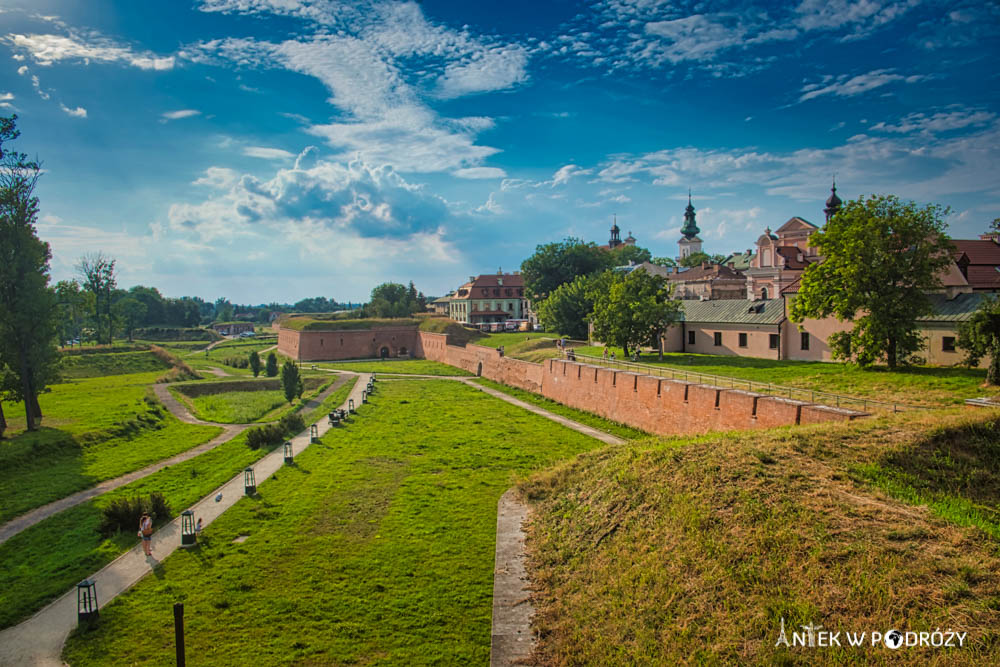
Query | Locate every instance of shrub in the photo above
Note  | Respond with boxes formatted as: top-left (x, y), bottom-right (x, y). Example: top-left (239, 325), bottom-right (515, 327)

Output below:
top-left (222, 356), bottom-right (250, 369)
top-left (249, 350), bottom-right (261, 377)
top-left (245, 412), bottom-right (306, 449)
top-left (265, 352), bottom-right (278, 377)
top-left (98, 492), bottom-right (171, 538)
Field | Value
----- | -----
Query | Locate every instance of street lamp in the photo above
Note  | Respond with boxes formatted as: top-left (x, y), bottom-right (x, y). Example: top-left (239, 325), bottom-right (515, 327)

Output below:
top-left (348, 398), bottom-right (355, 413)
top-left (283, 441), bottom-right (293, 465)
top-left (310, 423), bottom-right (319, 442)
top-left (77, 579), bottom-right (99, 625)
top-left (362, 390), bottom-right (367, 403)
top-left (181, 510), bottom-right (196, 547)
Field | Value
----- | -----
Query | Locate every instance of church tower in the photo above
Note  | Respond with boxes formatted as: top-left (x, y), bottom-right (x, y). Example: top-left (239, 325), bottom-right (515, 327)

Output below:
top-left (824, 179), bottom-right (842, 222)
top-left (608, 216), bottom-right (622, 249)
top-left (677, 190), bottom-right (703, 261)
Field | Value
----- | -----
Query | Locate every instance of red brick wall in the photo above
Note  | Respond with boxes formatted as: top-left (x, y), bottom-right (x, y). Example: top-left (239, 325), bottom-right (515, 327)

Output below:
top-left (278, 326), bottom-right (420, 361)
top-left (415, 330), bottom-right (867, 435)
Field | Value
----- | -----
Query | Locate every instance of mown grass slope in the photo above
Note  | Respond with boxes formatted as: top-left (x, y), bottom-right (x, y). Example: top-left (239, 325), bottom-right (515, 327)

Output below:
top-left (0, 371), bottom-right (221, 522)
top-left (522, 409), bottom-right (1000, 665)
top-left (63, 379), bottom-right (604, 665)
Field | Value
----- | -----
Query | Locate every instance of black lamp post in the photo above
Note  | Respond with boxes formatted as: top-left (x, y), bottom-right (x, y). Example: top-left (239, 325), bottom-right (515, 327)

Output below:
top-left (283, 441), bottom-right (293, 464)
top-left (310, 423), bottom-right (319, 442)
top-left (348, 398), bottom-right (355, 413)
top-left (362, 390), bottom-right (367, 403)
top-left (77, 579), bottom-right (98, 625)
top-left (181, 510), bottom-right (196, 547)
top-left (244, 467), bottom-right (256, 495)
top-left (372, 373), bottom-right (376, 382)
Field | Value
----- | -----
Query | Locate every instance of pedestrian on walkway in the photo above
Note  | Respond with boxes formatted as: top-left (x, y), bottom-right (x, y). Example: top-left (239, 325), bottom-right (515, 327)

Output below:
top-left (603, 347), bottom-right (609, 361)
top-left (138, 513), bottom-right (153, 556)
top-left (610, 351), bottom-right (615, 363)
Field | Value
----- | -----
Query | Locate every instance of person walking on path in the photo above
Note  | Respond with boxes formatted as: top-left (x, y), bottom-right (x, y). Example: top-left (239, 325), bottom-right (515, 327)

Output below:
top-left (138, 513), bottom-right (153, 556)
top-left (603, 347), bottom-right (609, 361)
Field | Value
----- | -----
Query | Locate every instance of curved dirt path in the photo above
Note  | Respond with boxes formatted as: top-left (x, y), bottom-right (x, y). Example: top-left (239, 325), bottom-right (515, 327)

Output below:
top-left (185, 338), bottom-right (227, 357)
top-left (0, 374), bottom-right (368, 667)
top-left (0, 376), bottom-right (350, 547)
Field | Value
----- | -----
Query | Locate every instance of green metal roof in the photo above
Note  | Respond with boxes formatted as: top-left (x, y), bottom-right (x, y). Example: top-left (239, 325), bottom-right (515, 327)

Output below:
top-left (679, 298), bottom-right (785, 325)
top-left (919, 292), bottom-right (989, 323)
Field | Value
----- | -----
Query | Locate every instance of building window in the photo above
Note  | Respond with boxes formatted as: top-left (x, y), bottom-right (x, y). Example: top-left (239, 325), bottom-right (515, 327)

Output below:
top-left (942, 336), bottom-right (956, 352)
top-left (714, 332), bottom-right (722, 346)
top-left (801, 332), bottom-right (809, 350)
top-left (688, 330), bottom-right (695, 345)
top-left (769, 334), bottom-right (779, 349)
top-left (738, 333), bottom-right (747, 347)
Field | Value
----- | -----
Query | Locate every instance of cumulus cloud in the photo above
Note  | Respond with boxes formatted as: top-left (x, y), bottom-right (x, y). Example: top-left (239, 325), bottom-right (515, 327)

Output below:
top-left (169, 153), bottom-right (453, 242)
top-left (871, 109), bottom-right (996, 134)
top-left (436, 45), bottom-right (528, 98)
top-left (193, 167), bottom-right (240, 188)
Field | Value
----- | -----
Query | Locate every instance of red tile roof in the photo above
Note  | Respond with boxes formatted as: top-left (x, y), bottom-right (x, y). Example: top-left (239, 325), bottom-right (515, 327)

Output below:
top-left (951, 240), bottom-right (1000, 265)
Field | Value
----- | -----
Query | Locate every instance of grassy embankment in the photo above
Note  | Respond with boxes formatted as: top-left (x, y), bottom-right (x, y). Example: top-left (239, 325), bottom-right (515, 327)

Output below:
top-left (523, 408), bottom-right (1000, 664)
top-left (0, 379), bottom-right (357, 630)
top-left (0, 366), bottom-right (221, 523)
top-left (313, 359), bottom-right (472, 376)
top-left (177, 338), bottom-right (283, 377)
top-left (62, 379), bottom-right (604, 665)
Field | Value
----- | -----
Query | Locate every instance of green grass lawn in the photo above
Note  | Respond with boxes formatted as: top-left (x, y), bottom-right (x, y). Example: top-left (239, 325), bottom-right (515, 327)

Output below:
top-left (313, 359), bottom-right (472, 376)
top-left (59, 351), bottom-right (168, 379)
top-left (0, 379), bottom-right (359, 630)
top-left (475, 331), bottom-right (556, 346)
top-left (471, 377), bottom-right (647, 440)
top-left (62, 379), bottom-right (604, 665)
top-left (186, 390), bottom-right (287, 423)
top-left (573, 347), bottom-right (999, 408)
top-left (183, 340), bottom-right (282, 376)
top-left (0, 372), bottom-right (222, 523)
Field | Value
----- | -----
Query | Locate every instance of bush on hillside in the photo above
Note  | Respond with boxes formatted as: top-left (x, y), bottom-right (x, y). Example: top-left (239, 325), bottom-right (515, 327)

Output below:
top-left (150, 345), bottom-right (200, 383)
top-left (222, 356), bottom-right (250, 369)
top-left (245, 413), bottom-right (307, 450)
top-left (98, 493), bottom-right (171, 538)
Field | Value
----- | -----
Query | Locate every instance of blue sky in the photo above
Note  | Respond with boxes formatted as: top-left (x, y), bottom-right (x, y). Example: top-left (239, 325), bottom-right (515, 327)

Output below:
top-left (2, 0), bottom-right (998, 303)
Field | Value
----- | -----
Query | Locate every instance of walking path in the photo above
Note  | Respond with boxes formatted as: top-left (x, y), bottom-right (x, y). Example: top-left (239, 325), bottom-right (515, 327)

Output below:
top-left (490, 489), bottom-right (535, 667)
top-left (0, 376), bottom-right (350, 547)
top-left (0, 374), bottom-right (370, 667)
top-left (184, 338), bottom-right (226, 357)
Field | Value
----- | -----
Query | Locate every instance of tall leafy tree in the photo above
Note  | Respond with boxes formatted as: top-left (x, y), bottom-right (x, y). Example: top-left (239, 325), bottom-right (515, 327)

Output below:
top-left (281, 360), bottom-right (300, 403)
top-left (0, 115), bottom-right (61, 430)
top-left (265, 351), bottom-right (278, 377)
top-left (77, 252), bottom-right (117, 344)
top-left (249, 350), bottom-right (262, 378)
top-left (608, 244), bottom-right (653, 266)
top-left (679, 251), bottom-right (726, 268)
top-left (520, 238), bottom-right (612, 300)
top-left (957, 295), bottom-right (1000, 385)
top-left (113, 297), bottom-right (146, 342)
top-left (536, 272), bottom-right (614, 340)
top-left (789, 194), bottom-right (952, 368)
top-left (54, 279), bottom-right (91, 345)
top-left (590, 268), bottom-right (681, 357)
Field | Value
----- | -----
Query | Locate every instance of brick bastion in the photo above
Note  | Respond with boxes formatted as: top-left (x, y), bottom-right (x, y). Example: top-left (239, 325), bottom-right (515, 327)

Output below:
top-left (278, 323), bottom-right (867, 434)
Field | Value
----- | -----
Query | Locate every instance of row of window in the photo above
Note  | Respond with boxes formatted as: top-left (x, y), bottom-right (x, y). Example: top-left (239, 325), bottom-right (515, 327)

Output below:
top-left (687, 331), bottom-right (960, 353)
top-left (480, 288), bottom-right (524, 297)
top-left (689, 330), bottom-right (803, 351)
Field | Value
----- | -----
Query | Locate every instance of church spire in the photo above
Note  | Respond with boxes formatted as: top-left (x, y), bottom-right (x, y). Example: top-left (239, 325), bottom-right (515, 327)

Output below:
top-left (609, 215), bottom-right (621, 248)
top-left (824, 178), bottom-right (842, 222)
top-left (681, 189), bottom-right (700, 239)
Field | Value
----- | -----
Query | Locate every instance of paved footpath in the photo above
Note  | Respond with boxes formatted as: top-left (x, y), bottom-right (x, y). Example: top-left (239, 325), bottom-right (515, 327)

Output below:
top-left (0, 376), bottom-right (350, 547)
top-left (0, 374), bottom-right (369, 667)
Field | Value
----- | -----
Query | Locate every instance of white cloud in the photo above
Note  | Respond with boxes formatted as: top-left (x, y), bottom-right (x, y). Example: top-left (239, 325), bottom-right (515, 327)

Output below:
top-left (453, 167), bottom-right (507, 179)
top-left (243, 146), bottom-right (296, 159)
top-left (436, 45), bottom-right (528, 98)
top-left (551, 164), bottom-right (592, 187)
top-left (31, 74), bottom-right (49, 99)
top-left (59, 103), bottom-right (86, 118)
top-left (798, 68), bottom-right (924, 102)
top-left (5, 32), bottom-right (174, 69)
top-left (871, 109), bottom-right (996, 134)
top-left (161, 109), bottom-right (201, 121)
top-left (168, 153), bottom-right (455, 243)
top-left (794, 0), bottom-right (919, 35)
top-left (193, 167), bottom-right (240, 188)
top-left (16, 65), bottom-right (27, 75)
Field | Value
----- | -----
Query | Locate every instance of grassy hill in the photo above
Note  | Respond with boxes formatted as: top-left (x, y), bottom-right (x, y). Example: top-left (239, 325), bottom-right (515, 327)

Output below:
top-left (522, 408), bottom-right (1000, 664)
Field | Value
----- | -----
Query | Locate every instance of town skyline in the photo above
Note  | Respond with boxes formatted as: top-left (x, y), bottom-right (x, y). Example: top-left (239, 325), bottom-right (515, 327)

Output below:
top-left (1, 0), bottom-right (998, 302)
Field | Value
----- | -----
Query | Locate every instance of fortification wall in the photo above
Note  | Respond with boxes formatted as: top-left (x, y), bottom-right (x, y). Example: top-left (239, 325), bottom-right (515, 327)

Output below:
top-left (416, 330), bottom-right (867, 435)
top-left (278, 326), bottom-right (419, 361)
